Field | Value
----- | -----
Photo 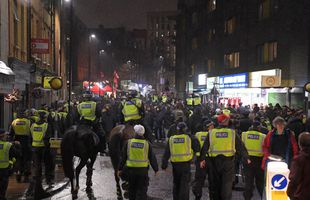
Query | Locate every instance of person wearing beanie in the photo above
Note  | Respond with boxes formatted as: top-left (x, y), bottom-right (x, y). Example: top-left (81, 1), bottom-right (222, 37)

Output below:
top-left (119, 124), bottom-right (158, 200)
top-left (199, 114), bottom-right (250, 200)
top-left (0, 129), bottom-right (20, 200)
top-left (242, 120), bottom-right (266, 200)
top-left (287, 132), bottom-right (310, 200)
top-left (161, 122), bottom-right (200, 200)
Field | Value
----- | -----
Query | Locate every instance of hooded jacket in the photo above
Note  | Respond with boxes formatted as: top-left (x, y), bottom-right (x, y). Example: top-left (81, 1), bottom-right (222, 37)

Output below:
top-left (261, 128), bottom-right (298, 169)
top-left (287, 147), bottom-right (310, 200)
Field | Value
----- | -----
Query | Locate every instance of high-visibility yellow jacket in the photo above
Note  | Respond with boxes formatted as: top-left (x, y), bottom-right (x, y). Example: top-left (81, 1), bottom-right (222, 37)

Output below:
top-left (0, 141), bottom-right (12, 169)
top-left (77, 101), bottom-right (97, 121)
top-left (11, 118), bottom-right (31, 136)
top-left (30, 123), bottom-right (48, 147)
top-left (126, 139), bottom-right (149, 167)
top-left (122, 98), bottom-right (142, 122)
top-left (195, 131), bottom-right (208, 156)
top-left (209, 128), bottom-right (236, 157)
top-left (169, 134), bottom-right (193, 162)
top-left (242, 130), bottom-right (265, 157)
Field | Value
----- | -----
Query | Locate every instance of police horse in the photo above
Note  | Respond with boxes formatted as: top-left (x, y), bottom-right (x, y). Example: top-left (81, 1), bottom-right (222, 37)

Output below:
top-left (61, 125), bottom-right (100, 199)
top-left (108, 124), bottom-right (136, 200)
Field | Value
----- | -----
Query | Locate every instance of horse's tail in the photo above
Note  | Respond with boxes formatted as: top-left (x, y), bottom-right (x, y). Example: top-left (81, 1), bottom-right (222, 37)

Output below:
top-left (61, 129), bottom-right (75, 180)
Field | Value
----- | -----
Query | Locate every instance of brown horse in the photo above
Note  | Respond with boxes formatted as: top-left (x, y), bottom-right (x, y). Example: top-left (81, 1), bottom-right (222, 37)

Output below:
top-left (108, 124), bottom-right (135, 200)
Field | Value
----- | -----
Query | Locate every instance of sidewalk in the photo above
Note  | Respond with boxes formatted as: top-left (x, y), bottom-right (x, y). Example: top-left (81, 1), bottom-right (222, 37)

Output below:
top-left (6, 165), bottom-right (69, 200)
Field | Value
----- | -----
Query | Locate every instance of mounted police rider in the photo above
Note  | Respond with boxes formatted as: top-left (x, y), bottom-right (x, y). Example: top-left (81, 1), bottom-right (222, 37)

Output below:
top-left (77, 91), bottom-right (106, 154)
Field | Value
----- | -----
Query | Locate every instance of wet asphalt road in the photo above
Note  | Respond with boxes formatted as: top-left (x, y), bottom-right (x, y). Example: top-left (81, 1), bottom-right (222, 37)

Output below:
top-left (47, 144), bottom-right (261, 200)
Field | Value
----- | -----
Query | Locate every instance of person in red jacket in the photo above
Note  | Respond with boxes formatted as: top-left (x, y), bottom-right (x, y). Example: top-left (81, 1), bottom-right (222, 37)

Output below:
top-left (287, 132), bottom-right (310, 200)
top-left (261, 116), bottom-right (298, 169)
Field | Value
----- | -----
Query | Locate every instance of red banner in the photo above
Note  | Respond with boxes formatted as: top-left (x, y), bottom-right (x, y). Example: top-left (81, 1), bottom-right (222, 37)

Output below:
top-left (31, 39), bottom-right (49, 54)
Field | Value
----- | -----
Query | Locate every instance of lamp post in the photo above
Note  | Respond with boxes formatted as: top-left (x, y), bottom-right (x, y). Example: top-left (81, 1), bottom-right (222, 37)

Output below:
top-left (88, 33), bottom-right (96, 90)
top-left (64, 0), bottom-right (73, 115)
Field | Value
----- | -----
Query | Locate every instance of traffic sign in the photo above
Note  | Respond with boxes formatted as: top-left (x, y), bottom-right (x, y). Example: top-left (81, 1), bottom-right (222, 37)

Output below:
top-left (271, 174), bottom-right (288, 190)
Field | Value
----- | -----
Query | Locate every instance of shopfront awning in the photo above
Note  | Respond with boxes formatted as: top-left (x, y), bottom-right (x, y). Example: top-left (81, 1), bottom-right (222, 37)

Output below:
top-left (0, 61), bottom-right (15, 76)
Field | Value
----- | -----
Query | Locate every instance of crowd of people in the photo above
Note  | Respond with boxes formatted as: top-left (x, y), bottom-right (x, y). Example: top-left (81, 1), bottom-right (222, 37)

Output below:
top-left (0, 91), bottom-right (310, 200)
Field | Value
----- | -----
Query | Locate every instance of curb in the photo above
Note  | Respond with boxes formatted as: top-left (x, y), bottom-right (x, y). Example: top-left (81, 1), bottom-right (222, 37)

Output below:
top-left (21, 179), bottom-right (70, 200)
top-left (46, 179), bottom-right (70, 196)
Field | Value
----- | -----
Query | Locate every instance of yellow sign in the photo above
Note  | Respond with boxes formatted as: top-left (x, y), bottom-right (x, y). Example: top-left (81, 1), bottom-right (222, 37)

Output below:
top-left (43, 77), bottom-right (53, 89)
top-left (43, 76), bottom-right (63, 90)
top-left (50, 77), bottom-right (63, 90)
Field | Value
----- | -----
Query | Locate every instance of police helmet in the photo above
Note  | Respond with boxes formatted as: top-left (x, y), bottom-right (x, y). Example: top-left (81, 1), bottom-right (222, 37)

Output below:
top-left (128, 90), bottom-right (138, 98)
top-left (177, 122), bottom-right (188, 133)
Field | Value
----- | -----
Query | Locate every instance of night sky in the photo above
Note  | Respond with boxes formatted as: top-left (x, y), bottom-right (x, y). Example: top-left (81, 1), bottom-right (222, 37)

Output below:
top-left (75, 0), bottom-right (177, 29)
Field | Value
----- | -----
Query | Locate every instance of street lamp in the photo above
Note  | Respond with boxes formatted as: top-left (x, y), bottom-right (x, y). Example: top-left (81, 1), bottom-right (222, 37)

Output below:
top-left (88, 33), bottom-right (96, 90)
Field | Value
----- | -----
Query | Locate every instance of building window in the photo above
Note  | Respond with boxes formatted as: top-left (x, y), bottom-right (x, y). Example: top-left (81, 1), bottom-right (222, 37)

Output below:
top-left (21, 3), bottom-right (25, 50)
top-left (156, 23), bottom-right (159, 29)
top-left (257, 41), bottom-right (277, 64)
top-left (224, 17), bottom-right (236, 34)
top-left (192, 38), bottom-right (198, 50)
top-left (224, 52), bottom-right (240, 68)
top-left (259, 0), bottom-right (270, 20)
top-left (192, 12), bottom-right (198, 26)
top-left (155, 31), bottom-right (159, 38)
top-left (207, 59), bottom-right (215, 72)
top-left (13, 0), bottom-right (19, 47)
top-left (207, 0), bottom-right (216, 13)
top-left (161, 24), bottom-right (165, 30)
top-left (208, 28), bottom-right (216, 42)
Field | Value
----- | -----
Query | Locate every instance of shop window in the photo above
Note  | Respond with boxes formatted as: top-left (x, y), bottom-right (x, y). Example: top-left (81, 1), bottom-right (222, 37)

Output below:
top-left (224, 17), bottom-right (236, 34)
top-left (224, 52), bottom-right (240, 68)
top-left (257, 41), bottom-right (277, 64)
top-left (207, 0), bottom-right (216, 13)
top-left (208, 28), bottom-right (216, 42)
top-left (258, 0), bottom-right (270, 20)
top-left (208, 59), bottom-right (215, 72)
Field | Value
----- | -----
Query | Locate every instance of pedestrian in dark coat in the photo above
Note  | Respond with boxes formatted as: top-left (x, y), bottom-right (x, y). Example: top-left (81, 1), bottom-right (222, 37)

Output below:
top-left (262, 116), bottom-right (298, 169)
top-left (287, 132), bottom-right (310, 200)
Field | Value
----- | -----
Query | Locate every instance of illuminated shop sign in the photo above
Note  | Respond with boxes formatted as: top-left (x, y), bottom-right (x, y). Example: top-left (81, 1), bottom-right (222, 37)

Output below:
top-left (219, 73), bottom-right (249, 88)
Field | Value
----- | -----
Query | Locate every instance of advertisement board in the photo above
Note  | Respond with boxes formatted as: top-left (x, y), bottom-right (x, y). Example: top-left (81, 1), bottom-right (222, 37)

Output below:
top-left (219, 73), bottom-right (248, 88)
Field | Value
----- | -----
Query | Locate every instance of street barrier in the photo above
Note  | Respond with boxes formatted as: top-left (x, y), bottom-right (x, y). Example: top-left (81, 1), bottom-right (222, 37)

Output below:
top-left (50, 138), bottom-right (62, 164)
top-left (266, 161), bottom-right (290, 200)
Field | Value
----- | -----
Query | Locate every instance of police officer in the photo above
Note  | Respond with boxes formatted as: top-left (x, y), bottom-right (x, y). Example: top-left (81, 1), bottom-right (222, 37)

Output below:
top-left (119, 125), bottom-right (158, 200)
top-left (162, 122), bottom-right (199, 200)
top-left (192, 120), bottom-right (214, 200)
top-left (242, 121), bottom-right (265, 200)
top-left (200, 114), bottom-right (250, 200)
top-left (0, 129), bottom-right (20, 200)
top-left (30, 112), bottom-right (52, 199)
top-left (77, 91), bottom-right (106, 154)
top-left (9, 110), bottom-right (32, 182)
top-left (29, 109), bottom-right (39, 124)
top-left (122, 90), bottom-right (144, 124)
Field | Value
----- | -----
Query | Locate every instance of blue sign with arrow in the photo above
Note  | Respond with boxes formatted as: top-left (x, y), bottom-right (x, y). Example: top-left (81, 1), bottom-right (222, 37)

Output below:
top-left (271, 174), bottom-right (288, 190)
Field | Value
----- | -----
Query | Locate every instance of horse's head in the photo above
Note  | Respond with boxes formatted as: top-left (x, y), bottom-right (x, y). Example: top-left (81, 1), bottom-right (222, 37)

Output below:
top-left (122, 124), bottom-right (135, 140)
